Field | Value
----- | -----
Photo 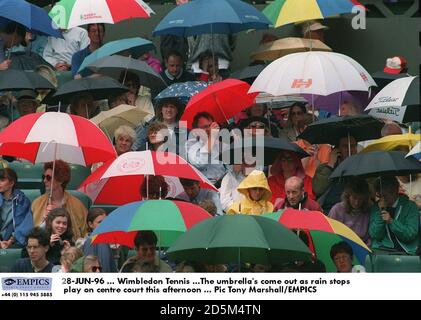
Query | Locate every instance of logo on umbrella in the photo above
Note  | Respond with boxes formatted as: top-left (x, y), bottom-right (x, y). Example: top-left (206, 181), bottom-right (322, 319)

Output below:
top-left (119, 158), bottom-right (146, 173)
top-left (374, 106), bottom-right (400, 117)
top-left (377, 96), bottom-right (399, 104)
top-left (360, 72), bottom-right (369, 82)
top-left (291, 79), bottom-right (313, 89)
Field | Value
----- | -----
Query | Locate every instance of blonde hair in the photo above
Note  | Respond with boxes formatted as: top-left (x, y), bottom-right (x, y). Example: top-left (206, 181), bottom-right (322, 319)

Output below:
top-left (60, 247), bottom-right (83, 272)
top-left (114, 125), bottom-right (136, 142)
top-left (35, 64), bottom-right (58, 88)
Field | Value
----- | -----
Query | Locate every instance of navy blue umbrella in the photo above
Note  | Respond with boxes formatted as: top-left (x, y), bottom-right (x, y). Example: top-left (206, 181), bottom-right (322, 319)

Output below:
top-left (0, 0), bottom-right (62, 38)
top-left (153, 0), bottom-right (270, 37)
top-left (154, 81), bottom-right (208, 105)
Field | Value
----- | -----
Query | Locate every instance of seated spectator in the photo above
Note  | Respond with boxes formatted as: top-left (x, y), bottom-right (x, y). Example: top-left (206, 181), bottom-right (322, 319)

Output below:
top-left (340, 101), bottom-right (361, 116)
top-left (397, 174), bottom-right (421, 210)
top-left (131, 258), bottom-right (159, 273)
top-left (219, 164), bottom-right (253, 211)
top-left (140, 50), bottom-right (162, 74)
top-left (71, 254), bottom-right (102, 272)
top-left (15, 90), bottom-right (39, 117)
top-left (146, 122), bottom-right (168, 151)
top-left (369, 177), bottom-right (420, 255)
top-left (330, 241), bottom-right (365, 273)
top-left (114, 125), bottom-right (136, 156)
top-left (329, 178), bottom-right (372, 245)
top-left (239, 103), bottom-right (281, 137)
top-left (302, 20), bottom-right (329, 43)
top-left (240, 116), bottom-right (272, 137)
top-left (196, 50), bottom-right (223, 83)
top-left (53, 246), bottom-right (83, 273)
top-left (69, 92), bottom-right (99, 119)
top-left (108, 92), bottom-right (128, 109)
top-left (275, 176), bottom-right (321, 211)
top-left (381, 121), bottom-right (403, 137)
top-left (160, 50), bottom-right (195, 87)
top-left (0, 168), bottom-right (33, 248)
top-left (175, 260), bottom-right (206, 273)
top-left (227, 170), bottom-right (273, 215)
top-left (281, 103), bottom-right (310, 142)
top-left (120, 231), bottom-right (172, 272)
top-left (198, 199), bottom-right (218, 216)
top-left (12, 227), bottom-right (54, 272)
top-left (140, 175), bottom-right (169, 200)
top-left (0, 22), bottom-right (26, 70)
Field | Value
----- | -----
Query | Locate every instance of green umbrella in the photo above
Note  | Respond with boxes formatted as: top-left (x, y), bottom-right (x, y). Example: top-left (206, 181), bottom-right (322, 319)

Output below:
top-left (167, 214), bottom-right (311, 268)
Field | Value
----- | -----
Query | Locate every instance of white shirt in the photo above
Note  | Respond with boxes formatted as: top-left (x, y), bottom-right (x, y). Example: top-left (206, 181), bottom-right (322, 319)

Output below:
top-left (219, 169), bottom-right (245, 211)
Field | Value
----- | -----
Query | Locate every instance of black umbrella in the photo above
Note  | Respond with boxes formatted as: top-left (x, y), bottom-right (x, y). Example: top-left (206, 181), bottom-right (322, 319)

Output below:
top-left (27, 0), bottom-right (55, 7)
top-left (43, 76), bottom-right (129, 105)
top-left (330, 151), bottom-right (421, 179)
top-left (220, 136), bottom-right (309, 166)
top-left (0, 69), bottom-right (55, 91)
top-left (9, 51), bottom-right (53, 71)
top-left (371, 71), bottom-right (408, 91)
top-left (231, 64), bottom-right (266, 85)
top-left (297, 115), bottom-right (384, 145)
top-left (84, 55), bottom-right (166, 89)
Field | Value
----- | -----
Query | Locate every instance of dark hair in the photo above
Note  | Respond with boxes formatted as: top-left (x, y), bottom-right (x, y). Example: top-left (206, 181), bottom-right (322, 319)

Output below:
top-left (4, 22), bottom-right (26, 39)
top-left (87, 23), bottom-right (105, 33)
top-left (140, 175), bottom-right (169, 199)
top-left (198, 199), bottom-right (217, 216)
top-left (192, 111), bottom-right (214, 129)
top-left (134, 231), bottom-right (158, 248)
top-left (330, 241), bottom-right (353, 260)
top-left (155, 98), bottom-right (184, 122)
top-left (0, 168), bottom-right (17, 191)
top-left (44, 160), bottom-right (71, 190)
top-left (45, 208), bottom-right (73, 241)
top-left (165, 50), bottom-right (183, 62)
top-left (179, 178), bottom-right (200, 188)
top-left (87, 207), bottom-right (107, 232)
top-left (288, 103), bottom-right (307, 119)
top-left (375, 176), bottom-right (399, 195)
top-left (335, 133), bottom-right (357, 148)
top-left (198, 50), bottom-right (218, 70)
top-left (342, 177), bottom-right (371, 213)
top-left (27, 227), bottom-right (50, 247)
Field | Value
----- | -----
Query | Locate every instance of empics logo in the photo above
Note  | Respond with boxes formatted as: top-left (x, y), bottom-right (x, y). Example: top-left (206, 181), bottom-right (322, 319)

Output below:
top-left (2, 277), bottom-right (52, 291)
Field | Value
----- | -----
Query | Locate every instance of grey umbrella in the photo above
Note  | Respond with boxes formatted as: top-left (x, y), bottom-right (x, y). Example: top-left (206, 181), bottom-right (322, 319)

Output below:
top-left (0, 69), bottom-right (55, 91)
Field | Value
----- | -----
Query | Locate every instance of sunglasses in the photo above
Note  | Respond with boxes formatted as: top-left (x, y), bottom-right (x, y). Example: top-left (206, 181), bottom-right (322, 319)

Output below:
top-left (42, 174), bottom-right (52, 181)
top-left (91, 266), bottom-right (102, 272)
top-left (249, 123), bottom-right (266, 129)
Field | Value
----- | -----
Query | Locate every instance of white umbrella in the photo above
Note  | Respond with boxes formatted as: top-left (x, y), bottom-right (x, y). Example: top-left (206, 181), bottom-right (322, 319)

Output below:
top-left (406, 141), bottom-right (421, 161)
top-left (249, 51), bottom-right (376, 97)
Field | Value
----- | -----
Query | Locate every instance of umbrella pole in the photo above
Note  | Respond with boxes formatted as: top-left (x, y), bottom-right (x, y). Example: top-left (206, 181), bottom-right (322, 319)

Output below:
top-left (146, 175), bottom-right (149, 200)
top-left (48, 143), bottom-right (58, 205)
top-left (238, 247), bottom-right (241, 272)
top-left (213, 93), bottom-right (230, 126)
top-left (348, 132), bottom-right (351, 158)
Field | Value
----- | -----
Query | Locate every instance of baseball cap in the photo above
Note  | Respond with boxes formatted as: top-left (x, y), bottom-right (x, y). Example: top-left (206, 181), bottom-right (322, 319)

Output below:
top-left (302, 21), bottom-right (329, 35)
top-left (383, 56), bottom-right (407, 74)
top-left (16, 90), bottom-right (37, 100)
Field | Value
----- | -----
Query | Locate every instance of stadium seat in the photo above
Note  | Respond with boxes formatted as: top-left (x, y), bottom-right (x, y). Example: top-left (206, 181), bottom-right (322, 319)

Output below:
top-left (0, 249), bottom-right (22, 272)
top-left (365, 254), bottom-right (421, 272)
top-left (67, 190), bottom-right (92, 210)
top-left (22, 189), bottom-right (42, 203)
top-left (67, 164), bottom-right (92, 190)
top-left (7, 161), bottom-right (44, 190)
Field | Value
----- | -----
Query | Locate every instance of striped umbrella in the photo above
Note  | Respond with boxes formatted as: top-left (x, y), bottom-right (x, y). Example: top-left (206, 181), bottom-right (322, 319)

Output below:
top-left (49, 0), bottom-right (154, 29)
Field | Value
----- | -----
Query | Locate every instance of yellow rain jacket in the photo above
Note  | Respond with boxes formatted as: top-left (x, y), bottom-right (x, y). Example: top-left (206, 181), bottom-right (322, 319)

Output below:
top-left (227, 170), bottom-right (273, 215)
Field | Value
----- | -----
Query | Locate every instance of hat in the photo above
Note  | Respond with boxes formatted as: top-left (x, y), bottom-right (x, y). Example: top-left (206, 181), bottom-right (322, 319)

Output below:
top-left (302, 21), bottom-right (329, 35)
top-left (383, 56), bottom-right (407, 74)
top-left (16, 90), bottom-right (37, 100)
top-left (239, 116), bottom-right (270, 131)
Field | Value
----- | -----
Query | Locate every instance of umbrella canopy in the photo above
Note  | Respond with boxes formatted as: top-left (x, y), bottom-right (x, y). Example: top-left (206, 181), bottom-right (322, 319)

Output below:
top-left (9, 51), bottom-right (54, 71)
top-left (263, 0), bottom-right (364, 28)
top-left (154, 81), bottom-right (208, 105)
top-left (44, 76), bottom-right (129, 105)
top-left (371, 71), bottom-right (408, 91)
top-left (362, 133), bottom-right (421, 153)
top-left (220, 136), bottom-right (309, 166)
top-left (78, 150), bottom-right (218, 205)
top-left (262, 209), bottom-right (371, 272)
top-left (90, 104), bottom-right (151, 139)
top-left (180, 79), bottom-right (258, 129)
top-left (330, 150), bottom-right (421, 179)
top-left (368, 105), bottom-right (420, 124)
top-left (249, 51), bottom-right (376, 97)
top-left (0, 112), bottom-right (116, 165)
top-left (91, 200), bottom-right (212, 248)
top-left (297, 115), bottom-right (384, 145)
top-left (153, 0), bottom-right (270, 37)
top-left (0, 0), bottom-right (62, 38)
top-left (231, 64), bottom-right (266, 85)
top-left (49, 0), bottom-right (154, 29)
top-left (167, 214), bottom-right (312, 266)
top-left (84, 55), bottom-right (166, 89)
top-left (406, 142), bottom-right (421, 161)
top-left (0, 69), bottom-right (55, 91)
top-left (77, 37), bottom-right (155, 73)
top-left (250, 37), bottom-right (332, 62)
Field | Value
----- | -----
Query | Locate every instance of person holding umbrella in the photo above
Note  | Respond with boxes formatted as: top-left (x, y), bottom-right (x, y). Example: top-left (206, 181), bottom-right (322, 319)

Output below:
top-left (0, 22), bottom-right (26, 70)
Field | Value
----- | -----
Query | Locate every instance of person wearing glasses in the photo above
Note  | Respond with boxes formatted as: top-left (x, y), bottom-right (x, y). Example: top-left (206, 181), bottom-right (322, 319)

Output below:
top-left (281, 103), bottom-right (311, 142)
top-left (31, 160), bottom-right (88, 241)
top-left (70, 255), bottom-right (102, 273)
top-left (0, 168), bottom-right (33, 249)
top-left (330, 241), bottom-right (365, 273)
top-left (239, 116), bottom-right (272, 137)
top-left (12, 227), bottom-right (54, 273)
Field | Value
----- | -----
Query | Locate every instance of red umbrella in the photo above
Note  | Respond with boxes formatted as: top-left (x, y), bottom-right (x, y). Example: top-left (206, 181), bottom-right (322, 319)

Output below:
top-left (180, 79), bottom-right (258, 129)
top-left (78, 150), bottom-right (218, 205)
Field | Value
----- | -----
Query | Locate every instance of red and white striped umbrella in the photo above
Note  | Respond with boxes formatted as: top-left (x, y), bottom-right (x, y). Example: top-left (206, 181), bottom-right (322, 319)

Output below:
top-left (0, 112), bottom-right (116, 166)
top-left (78, 151), bottom-right (218, 205)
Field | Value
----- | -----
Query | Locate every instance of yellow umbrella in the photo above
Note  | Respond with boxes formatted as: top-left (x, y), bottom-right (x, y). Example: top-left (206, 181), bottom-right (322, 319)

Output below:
top-left (90, 104), bottom-right (151, 139)
top-left (250, 37), bottom-right (332, 61)
top-left (362, 133), bottom-right (421, 153)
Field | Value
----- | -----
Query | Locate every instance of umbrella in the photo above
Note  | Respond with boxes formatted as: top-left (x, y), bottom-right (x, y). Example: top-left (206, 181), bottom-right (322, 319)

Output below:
top-left (371, 71), bottom-right (408, 91)
top-left (362, 133), bottom-right (421, 153)
top-left (0, 0), bottom-right (62, 38)
top-left (330, 150), bottom-right (421, 179)
top-left (154, 81), bottom-right (208, 105)
top-left (9, 51), bottom-right (54, 71)
top-left (0, 69), bottom-right (55, 91)
top-left (83, 55), bottom-right (166, 89)
top-left (167, 214), bottom-right (312, 267)
top-left (153, 0), bottom-right (271, 37)
top-left (49, 0), bottom-right (154, 29)
top-left (249, 51), bottom-right (376, 97)
top-left (231, 64), bottom-right (266, 85)
top-left (78, 150), bottom-right (218, 205)
top-left (77, 37), bottom-right (155, 73)
top-left (250, 37), bottom-right (332, 62)
top-left (90, 104), bottom-right (151, 139)
top-left (91, 200), bottom-right (212, 248)
top-left (220, 136), bottom-right (309, 166)
top-left (368, 105), bottom-right (420, 124)
top-left (297, 115), bottom-right (384, 145)
top-left (406, 142), bottom-right (421, 161)
top-left (262, 209), bottom-right (371, 272)
top-left (262, 0), bottom-right (364, 28)
top-left (44, 76), bottom-right (129, 105)
top-left (0, 112), bottom-right (116, 166)
top-left (180, 79), bottom-right (258, 129)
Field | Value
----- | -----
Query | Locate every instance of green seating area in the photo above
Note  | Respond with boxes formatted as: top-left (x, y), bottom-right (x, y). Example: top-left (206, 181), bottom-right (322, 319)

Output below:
top-left (8, 161), bottom-right (44, 190)
top-left (365, 254), bottom-right (421, 273)
top-left (67, 164), bottom-right (92, 190)
top-left (0, 249), bottom-right (22, 272)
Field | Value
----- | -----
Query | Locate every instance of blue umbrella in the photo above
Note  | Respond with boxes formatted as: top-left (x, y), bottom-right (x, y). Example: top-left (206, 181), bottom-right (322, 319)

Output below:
top-left (154, 81), bottom-right (208, 105)
top-left (0, 0), bottom-right (62, 38)
top-left (153, 0), bottom-right (271, 37)
top-left (78, 37), bottom-right (155, 73)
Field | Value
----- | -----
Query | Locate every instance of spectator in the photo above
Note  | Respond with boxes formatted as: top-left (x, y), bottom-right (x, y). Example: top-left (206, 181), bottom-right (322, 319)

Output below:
top-left (240, 116), bottom-right (272, 137)
top-left (340, 101), bottom-right (361, 116)
top-left (45, 208), bottom-right (73, 265)
top-left (69, 92), bottom-right (99, 119)
top-left (131, 258), bottom-right (159, 273)
top-left (328, 178), bottom-right (372, 246)
top-left (119, 71), bottom-right (141, 97)
top-left (140, 51), bottom-right (162, 74)
top-left (227, 170), bottom-right (273, 215)
top-left (196, 50), bottom-right (223, 83)
top-left (0, 168), bottom-right (33, 248)
top-left (71, 254), bottom-right (102, 272)
top-left (381, 121), bottom-right (403, 137)
top-left (238, 103), bottom-right (281, 137)
top-left (198, 199), bottom-right (218, 216)
top-left (369, 177), bottom-right (420, 255)
top-left (114, 125), bottom-right (136, 156)
top-left (0, 22), bottom-right (26, 69)
top-left (12, 227), bottom-right (54, 272)
top-left (108, 92), bottom-right (129, 109)
top-left (160, 50), bottom-right (195, 87)
top-left (120, 231), bottom-right (172, 272)
top-left (140, 175), bottom-right (169, 200)
top-left (275, 176), bottom-right (322, 211)
top-left (302, 20), bottom-right (329, 43)
top-left (31, 160), bottom-right (88, 241)
top-left (330, 241), bottom-right (365, 273)
top-left (15, 90), bottom-right (39, 117)
top-left (281, 103), bottom-right (310, 141)
top-left (53, 246), bottom-right (83, 272)
top-left (146, 122), bottom-right (168, 151)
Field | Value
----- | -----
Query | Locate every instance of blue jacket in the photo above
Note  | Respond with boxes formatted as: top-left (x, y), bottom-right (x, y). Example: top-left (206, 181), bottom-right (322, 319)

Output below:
top-left (0, 189), bottom-right (33, 247)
